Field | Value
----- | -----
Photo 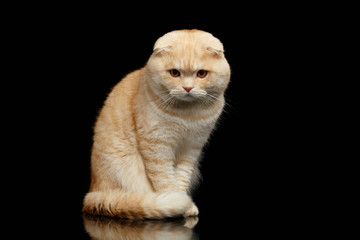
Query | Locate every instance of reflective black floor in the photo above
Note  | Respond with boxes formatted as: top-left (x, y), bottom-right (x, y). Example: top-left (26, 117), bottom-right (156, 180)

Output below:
top-left (82, 215), bottom-right (199, 239)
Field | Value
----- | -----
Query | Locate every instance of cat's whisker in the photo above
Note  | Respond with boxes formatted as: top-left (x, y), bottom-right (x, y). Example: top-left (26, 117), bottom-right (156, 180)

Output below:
top-left (207, 93), bottom-right (235, 112)
top-left (198, 97), bottom-right (215, 113)
top-left (167, 97), bottom-right (177, 111)
top-left (154, 92), bottom-right (172, 106)
top-left (161, 97), bottom-right (172, 110)
top-left (158, 94), bottom-right (176, 111)
top-left (205, 93), bottom-right (220, 100)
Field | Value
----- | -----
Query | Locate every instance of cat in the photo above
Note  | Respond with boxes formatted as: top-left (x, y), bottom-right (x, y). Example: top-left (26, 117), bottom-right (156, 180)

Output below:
top-left (82, 29), bottom-right (231, 219)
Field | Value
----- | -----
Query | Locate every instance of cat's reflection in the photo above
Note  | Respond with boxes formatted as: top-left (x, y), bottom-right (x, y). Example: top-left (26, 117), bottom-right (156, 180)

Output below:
top-left (83, 214), bottom-right (199, 240)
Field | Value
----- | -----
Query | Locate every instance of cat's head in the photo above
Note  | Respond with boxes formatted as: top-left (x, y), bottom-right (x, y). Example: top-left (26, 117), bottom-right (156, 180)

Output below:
top-left (146, 29), bottom-right (230, 104)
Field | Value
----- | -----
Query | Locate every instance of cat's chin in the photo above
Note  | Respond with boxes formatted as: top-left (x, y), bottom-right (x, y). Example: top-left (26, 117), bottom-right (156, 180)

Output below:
top-left (174, 95), bottom-right (197, 102)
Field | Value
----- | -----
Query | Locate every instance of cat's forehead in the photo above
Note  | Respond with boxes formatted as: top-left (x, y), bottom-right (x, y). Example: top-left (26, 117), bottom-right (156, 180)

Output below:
top-left (160, 46), bottom-right (218, 72)
top-left (153, 29), bottom-right (224, 57)
top-left (169, 56), bottom-right (203, 72)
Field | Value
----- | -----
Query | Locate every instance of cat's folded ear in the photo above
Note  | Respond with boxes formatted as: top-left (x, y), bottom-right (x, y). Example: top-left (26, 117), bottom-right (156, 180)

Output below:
top-left (206, 46), bottom-right (224, 57)
top-left (153, 45), bottom-right (172, 56)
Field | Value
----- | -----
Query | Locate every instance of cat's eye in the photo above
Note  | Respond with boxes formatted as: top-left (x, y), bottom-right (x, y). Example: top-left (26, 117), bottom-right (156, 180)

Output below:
top-left (169, 69), bottom-right (181, 78)
top-left (197, 70), bottom-right (208, 78)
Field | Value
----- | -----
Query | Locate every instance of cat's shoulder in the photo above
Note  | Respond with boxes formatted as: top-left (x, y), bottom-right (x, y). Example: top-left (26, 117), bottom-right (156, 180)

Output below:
top-left (110, 68), bottom-right (145, 98)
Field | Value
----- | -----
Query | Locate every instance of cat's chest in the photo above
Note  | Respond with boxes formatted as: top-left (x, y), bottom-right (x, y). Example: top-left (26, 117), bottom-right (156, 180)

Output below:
top-left (137, 99), bottom-right (223, 143)
top-left (150, 102), bottom-right (222, 129)
top-left (139, 110), bottom-right (217, 144)
top-left (160, 109), bottom-right (219, 134)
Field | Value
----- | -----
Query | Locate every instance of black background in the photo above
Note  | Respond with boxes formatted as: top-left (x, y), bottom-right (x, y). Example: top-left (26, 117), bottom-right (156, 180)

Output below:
top-left (11, 6), bottom-right (330, 238)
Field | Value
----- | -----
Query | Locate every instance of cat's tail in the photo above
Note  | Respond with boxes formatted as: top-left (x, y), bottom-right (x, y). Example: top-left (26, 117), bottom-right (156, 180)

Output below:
top-left (82, 191), bottom-right (192, 219)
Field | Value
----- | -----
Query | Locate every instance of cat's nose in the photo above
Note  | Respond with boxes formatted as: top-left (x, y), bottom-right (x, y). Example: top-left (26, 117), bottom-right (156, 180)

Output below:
top-left (183, 87), bottom-right (193, 92)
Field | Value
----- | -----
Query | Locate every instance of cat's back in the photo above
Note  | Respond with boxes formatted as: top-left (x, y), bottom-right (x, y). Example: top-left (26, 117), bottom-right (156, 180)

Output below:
top-left (108, 68), bottom-right (143, 102)
top-left (94, 68), bottom-right (143, 135)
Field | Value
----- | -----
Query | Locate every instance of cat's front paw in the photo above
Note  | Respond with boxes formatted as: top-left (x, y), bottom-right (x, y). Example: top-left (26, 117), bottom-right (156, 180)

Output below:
top-left (184, 203), bottom-right (199, 217)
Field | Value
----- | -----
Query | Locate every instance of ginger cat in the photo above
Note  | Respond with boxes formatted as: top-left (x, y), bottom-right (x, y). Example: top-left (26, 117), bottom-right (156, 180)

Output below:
top-left (83, 29), bottom-right (231, 219)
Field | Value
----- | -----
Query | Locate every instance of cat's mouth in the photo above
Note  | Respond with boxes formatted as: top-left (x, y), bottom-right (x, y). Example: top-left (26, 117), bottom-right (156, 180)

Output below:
top-left (175, 94), bottom-right (196, 102)
top-left (182, 93), bottom-right (197, 101)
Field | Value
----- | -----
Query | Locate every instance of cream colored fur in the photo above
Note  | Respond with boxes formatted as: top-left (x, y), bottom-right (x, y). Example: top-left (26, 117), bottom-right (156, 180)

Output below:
top-left (83, 29), bottom-right (231, 219)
